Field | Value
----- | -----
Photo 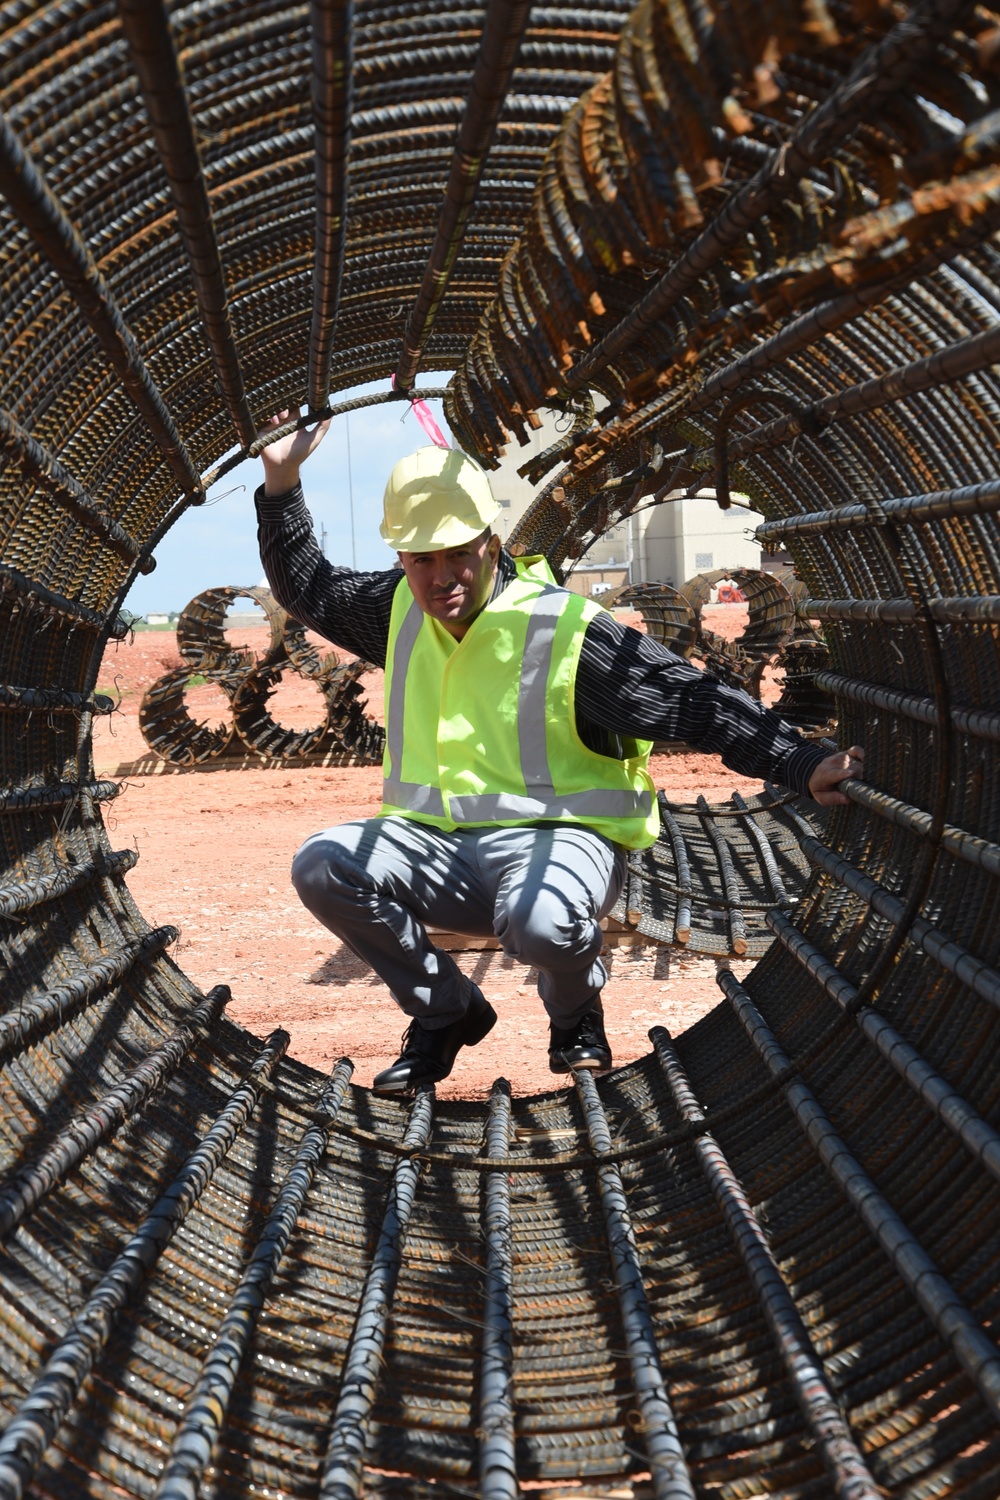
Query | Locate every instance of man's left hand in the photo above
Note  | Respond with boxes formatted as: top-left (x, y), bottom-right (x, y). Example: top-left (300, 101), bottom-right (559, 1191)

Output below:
top-left (808, 744), bottom-right (865, 806)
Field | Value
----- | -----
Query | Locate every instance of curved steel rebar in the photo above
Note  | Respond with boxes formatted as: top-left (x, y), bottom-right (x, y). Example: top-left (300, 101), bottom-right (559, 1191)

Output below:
top-left (5, 0), bottom-right (1000, 1495)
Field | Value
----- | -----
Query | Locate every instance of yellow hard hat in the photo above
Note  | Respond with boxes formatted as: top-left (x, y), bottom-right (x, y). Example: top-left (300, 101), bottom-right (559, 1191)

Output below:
top-left (380, 446), bottom-right (501, 551)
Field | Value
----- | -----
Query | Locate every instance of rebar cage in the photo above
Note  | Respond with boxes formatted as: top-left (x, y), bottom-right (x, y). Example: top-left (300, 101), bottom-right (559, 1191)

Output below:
top-left (4, 0), bottom-right (1000, 1495)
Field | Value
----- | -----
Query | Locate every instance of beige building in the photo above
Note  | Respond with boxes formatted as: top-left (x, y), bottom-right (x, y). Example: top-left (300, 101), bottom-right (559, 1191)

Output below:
top-left (488, 414), bottom-right (763, 595)
top-left (630, 490), bottom-right (764, 589)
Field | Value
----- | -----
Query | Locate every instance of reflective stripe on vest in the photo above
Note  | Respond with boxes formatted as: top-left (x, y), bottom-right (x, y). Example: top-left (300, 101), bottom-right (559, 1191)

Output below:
top-left (517, 585), bottom-right (564, 795)
top-left (382, 778), bottom-right (446, 816)
top-left (452, 583), bottom-right (651, 824)
top-left (448, 788), bottom-right (654, 822)
top-left (384, 596), bottom-right (443, 815)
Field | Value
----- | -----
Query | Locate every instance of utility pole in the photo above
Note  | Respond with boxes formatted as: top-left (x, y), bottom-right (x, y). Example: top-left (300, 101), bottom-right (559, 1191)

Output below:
top-left (346, 411), bottom-right (357, 568)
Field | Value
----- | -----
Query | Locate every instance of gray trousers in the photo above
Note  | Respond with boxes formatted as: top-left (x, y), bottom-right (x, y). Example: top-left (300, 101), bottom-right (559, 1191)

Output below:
top-left (291, 815), bottom-right (627, 1029)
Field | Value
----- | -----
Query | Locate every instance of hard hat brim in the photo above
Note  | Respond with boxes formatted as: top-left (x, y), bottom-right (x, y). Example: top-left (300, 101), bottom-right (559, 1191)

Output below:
top-left (380, 502), bottom-right (501, 552)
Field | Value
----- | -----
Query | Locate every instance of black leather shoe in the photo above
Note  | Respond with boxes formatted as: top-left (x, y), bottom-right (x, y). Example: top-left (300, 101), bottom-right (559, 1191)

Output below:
top-left (373, 984), bottom-right (497, 1094)
top-left (548, 998), bottom-right (612, 1074)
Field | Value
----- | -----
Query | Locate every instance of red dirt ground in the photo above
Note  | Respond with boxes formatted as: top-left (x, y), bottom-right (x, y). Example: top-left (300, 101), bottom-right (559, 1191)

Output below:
top-left (93, 607), bottom-right (774, 1098)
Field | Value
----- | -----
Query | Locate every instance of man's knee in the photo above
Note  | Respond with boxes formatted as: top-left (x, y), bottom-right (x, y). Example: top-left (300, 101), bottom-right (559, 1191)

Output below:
top-left (291, 831), bottom-right (363, 915)
top-left (497, 888), bottom-right (601, 970)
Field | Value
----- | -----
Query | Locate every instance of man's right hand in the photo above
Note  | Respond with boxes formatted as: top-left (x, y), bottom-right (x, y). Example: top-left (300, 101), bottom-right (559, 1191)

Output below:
top-left (260, 408), bottom-right (332, 495)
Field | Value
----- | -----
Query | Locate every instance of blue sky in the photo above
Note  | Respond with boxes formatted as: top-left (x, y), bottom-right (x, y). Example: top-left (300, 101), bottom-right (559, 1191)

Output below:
top-left (124, 379), bottom-right (454, 616)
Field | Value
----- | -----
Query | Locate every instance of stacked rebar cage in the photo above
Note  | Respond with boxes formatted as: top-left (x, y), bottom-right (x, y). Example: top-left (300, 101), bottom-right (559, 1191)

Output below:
top-left (4, 0), bottom-right (1000, 1494)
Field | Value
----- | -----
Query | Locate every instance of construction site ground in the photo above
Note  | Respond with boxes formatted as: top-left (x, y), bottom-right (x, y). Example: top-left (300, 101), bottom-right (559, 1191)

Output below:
top-left (93, 605), bottom-right (773, 1098)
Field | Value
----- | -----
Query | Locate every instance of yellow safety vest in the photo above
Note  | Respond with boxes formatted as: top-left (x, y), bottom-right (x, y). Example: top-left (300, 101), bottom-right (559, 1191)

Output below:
top-left (380, 555), bottom-right (659, 850)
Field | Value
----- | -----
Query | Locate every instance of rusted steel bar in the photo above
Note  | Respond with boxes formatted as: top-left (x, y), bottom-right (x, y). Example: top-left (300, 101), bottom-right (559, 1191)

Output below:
top-left (394, 0), bottom-right (532, 391)
top-left (204, 388), bottom-right (450, 488)
top-left (319, 1086), bottom-right (435, 1499)
top-left (697, 795), bottom-right (748, 956)
top-left (784, 812), bottom-right (1000, 1012)
top-left (479, 1077), bottom-right (516, 1500)
top-left (176, 582), bottom-right (283, 673)
top-left (616, 584), bottom-right (696, 658)
top-left (803, 596), bottom-right (1000, 625)
top-left (350, 92), bottom-right (568, 137)
top-left (756, 477), bottom-right (1000, 541)
top-left (682, 189), bottom-right (1000, 425)
top-left (766, 909), bottom-right (1000, 1185)
top-left (718, 969), bottom-right (1000, 1421)
top-left (0, 1030), bottom-right (289, 1500)
top-left (563, 0), bottom-right (962, 390)
top-left (0, 848), bottom-right (138, 920)
top-left (815, 672), bottom-right (1000, 745)
top-left (0, 410), bottom-right (145, 564)
top-left (842, 780), bottom-right (1000, 880)
top-left (0, 925), bottom-right (177, 1066)
top-left (658, 797), bottom-right (691, 943)
top-left (730, 791), bottom-right (788, 906)
top-left (662, 790), bottom-right (800, 819)
top-left (0, 986), bottom-right (230, 1238)
top-left (307, 0), bottom-right (355, 415)
top-left (0, 683), bottom-right (115, 715)
top-left (926, 597), bottom-right (1000, 626)
top-left (803, 598), bottom-right (916, 624)
top-left (727, 318), bottom-right (1000, 468)
top-left (152, 1057), bottom-right (354, 1500)
top-left (116, 0), bottom-right (257, 448)
top-left (625, 870), bottom-right (644, 927)
top-left (573, 1067), bottom-right (696, 1500)
top-left (0, 565), bottom-right (108, 633)
top-left (333, 1119), bottom-right (686, 1173)
top-left (0, 779), bottom-right (120, 816)
top-left (650, 1027), bottom-right (880, 1500)
top-left (0, 115), bottom-right (203, 502)
top-left (139, 665), bottom-right (236, 766)
top-left (713, 388), bottom-right (808, 512)
top-left (252, 392), bottom-right (449, 460)
top-left (231, 658), bottom-right (355, 761)
top-left (107, 612), bottom-right (133, 641)
top-left (812, 676), bottom-right (933, 723)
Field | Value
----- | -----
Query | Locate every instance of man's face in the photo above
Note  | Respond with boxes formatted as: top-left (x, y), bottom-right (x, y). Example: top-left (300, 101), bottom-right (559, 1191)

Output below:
top-left (398, 530), bottom-right (501, 638)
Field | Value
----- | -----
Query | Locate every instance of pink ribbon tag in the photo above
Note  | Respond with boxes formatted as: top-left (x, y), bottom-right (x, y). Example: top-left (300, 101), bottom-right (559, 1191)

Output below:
top-left (392, 376), bottom-right (450, 448)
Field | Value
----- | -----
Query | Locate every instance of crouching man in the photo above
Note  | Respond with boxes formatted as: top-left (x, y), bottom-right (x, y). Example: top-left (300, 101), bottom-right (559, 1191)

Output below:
top-left (256, 413), bottom-right (862, 1092)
